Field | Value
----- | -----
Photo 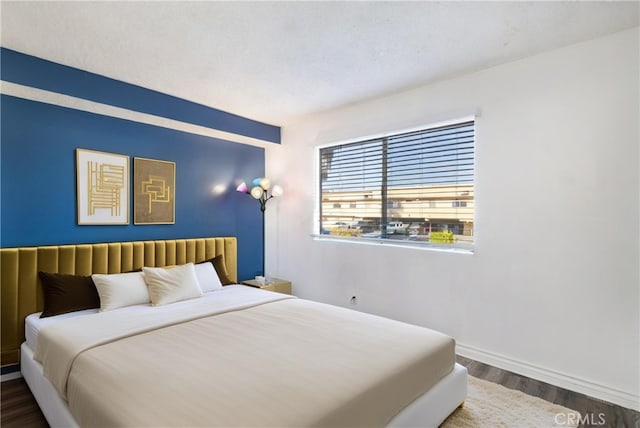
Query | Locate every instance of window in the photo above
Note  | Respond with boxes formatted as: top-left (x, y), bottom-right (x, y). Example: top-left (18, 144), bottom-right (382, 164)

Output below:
top-left (318, 119), bottom-right (474, 250)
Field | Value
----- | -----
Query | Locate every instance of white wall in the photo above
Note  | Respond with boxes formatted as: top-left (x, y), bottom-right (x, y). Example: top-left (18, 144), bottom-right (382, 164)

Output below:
top-left (266, 27), bottom-right (640, 409)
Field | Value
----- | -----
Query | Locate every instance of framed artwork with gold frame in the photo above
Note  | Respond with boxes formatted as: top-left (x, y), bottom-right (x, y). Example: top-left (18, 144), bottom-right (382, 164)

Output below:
top-left (133, 157), bottom-right (176, 225)
top-left (76, 148), bottom-right (130, 225)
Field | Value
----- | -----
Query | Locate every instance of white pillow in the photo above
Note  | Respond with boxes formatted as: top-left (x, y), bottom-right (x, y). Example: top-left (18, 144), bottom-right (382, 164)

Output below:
top-left (194, 262), bottom-right (223, 292)
top-left (143, 263), bottom-right (204, 306)
top-left (92, 271), bottom-right (150, 312)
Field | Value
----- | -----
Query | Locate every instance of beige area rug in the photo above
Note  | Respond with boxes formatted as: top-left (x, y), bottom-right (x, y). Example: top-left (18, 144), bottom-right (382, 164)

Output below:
top-left (441, 376), bottom-right (581, 428)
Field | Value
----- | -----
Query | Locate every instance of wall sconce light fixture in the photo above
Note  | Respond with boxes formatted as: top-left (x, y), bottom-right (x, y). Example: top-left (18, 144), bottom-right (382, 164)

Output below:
top-left (236, 177), bottom-right (283, 276)
top-left (236, 178), bottom-right (283, 212)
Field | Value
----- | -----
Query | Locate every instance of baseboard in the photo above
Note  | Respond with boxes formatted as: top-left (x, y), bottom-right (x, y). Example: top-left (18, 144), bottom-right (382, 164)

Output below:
top-left (1, 371), bottom-right (22, 382)
top-left (1, 363), bottom-right (22, 381)
top-left (456, 342), bottom-right (640, 412)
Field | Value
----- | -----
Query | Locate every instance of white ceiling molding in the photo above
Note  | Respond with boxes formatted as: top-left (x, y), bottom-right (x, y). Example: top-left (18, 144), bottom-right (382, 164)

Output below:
top-left (0, 80), bottom-right (275, 148)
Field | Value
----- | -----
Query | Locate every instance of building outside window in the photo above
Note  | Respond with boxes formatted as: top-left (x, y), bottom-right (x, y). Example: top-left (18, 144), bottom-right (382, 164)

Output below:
top-left (318, 119), bottom-right (475, 249)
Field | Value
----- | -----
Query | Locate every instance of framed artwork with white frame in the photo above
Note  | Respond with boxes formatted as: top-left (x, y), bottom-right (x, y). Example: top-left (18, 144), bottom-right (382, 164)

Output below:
top-left (76, 148), bottom-right (130, 225)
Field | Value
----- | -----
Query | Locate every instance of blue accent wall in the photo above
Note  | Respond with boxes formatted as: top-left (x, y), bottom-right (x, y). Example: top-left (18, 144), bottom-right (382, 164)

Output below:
top-left (1, 48), bottom-right (280, 144)
top-left (0, 51), bottom-right (275, 281)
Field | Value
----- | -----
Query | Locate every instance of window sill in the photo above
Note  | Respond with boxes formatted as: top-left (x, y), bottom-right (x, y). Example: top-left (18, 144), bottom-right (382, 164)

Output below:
top-left (311, 234), bottom-right (474, 255)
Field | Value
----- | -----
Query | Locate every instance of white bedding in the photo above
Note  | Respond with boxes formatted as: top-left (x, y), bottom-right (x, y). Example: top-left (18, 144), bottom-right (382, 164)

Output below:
top-left (35, 285), bottom-right (292, 399)
top-left (21, 343), bottom-right (468, 428)
top-left (25, 309), bottom-right (97, 351)
top-left (26, 286), bottom-right (285, 356)
top-left (26, 285), bottom-right (277, 351)
top-left (27, 285), bottom-right (466, 427)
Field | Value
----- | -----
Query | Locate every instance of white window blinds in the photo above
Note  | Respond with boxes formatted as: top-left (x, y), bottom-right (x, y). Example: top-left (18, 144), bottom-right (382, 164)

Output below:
top-left (319, 120), bottom-right (474, 249)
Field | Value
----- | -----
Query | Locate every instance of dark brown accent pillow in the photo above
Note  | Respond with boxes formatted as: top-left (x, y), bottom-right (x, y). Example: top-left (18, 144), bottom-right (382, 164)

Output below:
top-left (38, 272), bottom-right (100, 318)
top-left (201, 255), bottom-right (234, 285)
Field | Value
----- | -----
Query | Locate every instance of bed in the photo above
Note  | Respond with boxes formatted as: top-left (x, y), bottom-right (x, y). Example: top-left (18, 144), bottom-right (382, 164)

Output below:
top-left (1, 237), bottom-right (467, 427)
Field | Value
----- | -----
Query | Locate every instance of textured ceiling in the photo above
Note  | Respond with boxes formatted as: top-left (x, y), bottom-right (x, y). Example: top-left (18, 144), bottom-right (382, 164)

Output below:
top-left (1, 1), bottom-right (638, 125)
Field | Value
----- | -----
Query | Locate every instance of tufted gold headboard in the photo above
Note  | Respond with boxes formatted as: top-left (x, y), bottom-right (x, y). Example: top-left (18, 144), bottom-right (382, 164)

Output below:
top-left (0, 237), bottom-right (237, 367)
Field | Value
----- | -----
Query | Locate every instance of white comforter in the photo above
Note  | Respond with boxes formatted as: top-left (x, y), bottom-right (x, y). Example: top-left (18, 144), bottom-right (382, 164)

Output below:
top-left (35, 285), bottom-right (291, 399)
top-left (35, 286), bottom-right (455, 427)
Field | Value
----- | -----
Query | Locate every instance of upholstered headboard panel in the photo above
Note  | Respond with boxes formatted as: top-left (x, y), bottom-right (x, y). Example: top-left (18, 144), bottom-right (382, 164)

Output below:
top-left (0, 237), bottom-right (237, 367)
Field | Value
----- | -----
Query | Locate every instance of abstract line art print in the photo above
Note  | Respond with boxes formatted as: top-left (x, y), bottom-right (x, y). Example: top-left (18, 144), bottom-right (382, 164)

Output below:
top-left (133, 157), bottom-right (176, 224)
top-left (76, 149), bottom-right (130, 225)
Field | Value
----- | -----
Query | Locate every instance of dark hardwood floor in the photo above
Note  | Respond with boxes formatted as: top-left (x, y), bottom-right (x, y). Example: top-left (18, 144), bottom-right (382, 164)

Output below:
top-left (1, 357), bottom-right (638, 427)
top-left (1, 376), bottom-right (47, 428)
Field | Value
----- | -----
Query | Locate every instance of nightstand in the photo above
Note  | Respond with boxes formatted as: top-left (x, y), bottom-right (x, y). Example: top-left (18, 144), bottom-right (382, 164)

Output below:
top-left (241, 278), bottom-right (292, 295)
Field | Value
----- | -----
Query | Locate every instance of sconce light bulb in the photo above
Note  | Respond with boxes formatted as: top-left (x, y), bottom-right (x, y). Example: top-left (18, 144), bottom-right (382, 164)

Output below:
top-left (271, 185), bottom-right (283, 197)
top-left (236, 182), bottom-right (248, 193)
top-left (259, 177), bottom-right (271, 190)
top-left (250, 186), bottom-right (264, 200)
